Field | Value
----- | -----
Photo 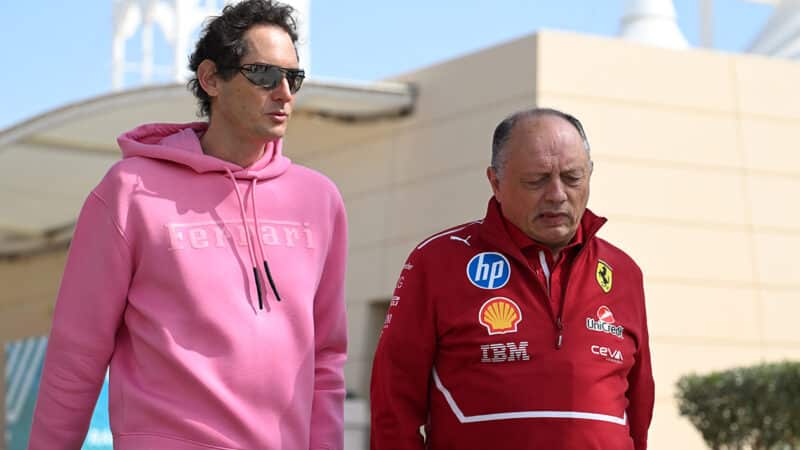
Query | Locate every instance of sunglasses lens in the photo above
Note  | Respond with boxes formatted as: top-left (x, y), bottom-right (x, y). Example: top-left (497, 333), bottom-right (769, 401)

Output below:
top-left (241, 65), bottom-right (304, 93)
top-left (286, 72), bottom-right (304, 94)
top-left (246, 66), bottom-right (283, 90)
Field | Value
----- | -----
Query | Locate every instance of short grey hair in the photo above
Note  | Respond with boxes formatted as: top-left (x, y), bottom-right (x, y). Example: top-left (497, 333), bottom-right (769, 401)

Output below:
top-left (491, 108), bottom-right (592, 178)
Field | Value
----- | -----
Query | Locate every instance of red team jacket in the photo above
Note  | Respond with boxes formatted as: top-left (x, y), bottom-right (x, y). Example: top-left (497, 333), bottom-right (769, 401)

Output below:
top-left (371, 199), bottom-right (654, 450)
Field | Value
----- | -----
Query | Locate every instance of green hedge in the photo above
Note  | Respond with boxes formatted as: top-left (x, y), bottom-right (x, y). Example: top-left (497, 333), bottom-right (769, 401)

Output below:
top-left (675, 361), bottom-right (800, 450)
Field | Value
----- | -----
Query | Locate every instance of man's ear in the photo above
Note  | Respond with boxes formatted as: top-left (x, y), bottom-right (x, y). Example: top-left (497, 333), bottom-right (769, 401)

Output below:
top-left (486, 166), bottom-right (501, 196)
top-left (197, 59), bottom-right (221, 97)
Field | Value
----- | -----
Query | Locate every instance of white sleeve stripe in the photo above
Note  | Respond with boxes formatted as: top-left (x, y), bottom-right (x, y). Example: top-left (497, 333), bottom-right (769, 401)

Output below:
top-left (416, 222), bottom-right (479, 249)
top-left (432, 368), bottom-right (627, 426)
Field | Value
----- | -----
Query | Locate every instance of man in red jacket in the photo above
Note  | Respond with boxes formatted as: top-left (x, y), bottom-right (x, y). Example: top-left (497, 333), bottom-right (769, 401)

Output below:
top-left (370, 108), bottom-right (654, 450)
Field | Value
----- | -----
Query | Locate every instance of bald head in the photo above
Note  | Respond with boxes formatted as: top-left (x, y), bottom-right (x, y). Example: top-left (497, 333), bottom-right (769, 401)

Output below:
top-left (491, 108), bottom-right (592, 179)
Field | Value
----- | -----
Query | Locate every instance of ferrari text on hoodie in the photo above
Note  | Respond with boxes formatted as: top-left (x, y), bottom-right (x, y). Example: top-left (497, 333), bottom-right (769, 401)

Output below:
top-left (28, 122), bottom-right (348, 450)
top-left (371, 198), bottom-right (653, 450)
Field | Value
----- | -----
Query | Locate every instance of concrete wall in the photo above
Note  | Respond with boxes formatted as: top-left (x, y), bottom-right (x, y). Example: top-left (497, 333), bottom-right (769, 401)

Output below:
top-left (0, 252), bottom-right (65, 343)
top-left (293, 30), bottom-right (800, 450)
top-left (532, 30), bottom-right (800, 449)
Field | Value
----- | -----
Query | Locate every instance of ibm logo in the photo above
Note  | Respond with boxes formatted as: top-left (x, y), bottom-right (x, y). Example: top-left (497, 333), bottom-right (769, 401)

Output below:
top-left (466, 252), bottom-right (510, 289)
top-left (480, 341), bottom-right (530, 363)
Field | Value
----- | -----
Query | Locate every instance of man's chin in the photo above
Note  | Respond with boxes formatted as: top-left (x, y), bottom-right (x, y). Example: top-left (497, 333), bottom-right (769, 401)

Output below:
top-left (259, 128), bottom-right (286, 142)
top-left (530, 227), bottom-right (573, 247)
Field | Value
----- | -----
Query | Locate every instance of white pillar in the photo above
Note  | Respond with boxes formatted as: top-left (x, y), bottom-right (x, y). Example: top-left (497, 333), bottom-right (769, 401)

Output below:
top-left (111, 1), bottom-right (143, 91)
top-left (618, 0), bottom-right (690, 49)
top-left (287, 0), bottom-right (311, 73)
top-left (112, 35), bottom-right (126, 91)
top-left (699, 0), bottom-right (714, 48)
top-left (141, 21), bottom-right (154, 83)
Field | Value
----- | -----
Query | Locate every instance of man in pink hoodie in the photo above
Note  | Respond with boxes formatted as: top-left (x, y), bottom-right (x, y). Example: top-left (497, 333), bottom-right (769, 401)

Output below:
top-left (28, 1), bottom-right (348, 449)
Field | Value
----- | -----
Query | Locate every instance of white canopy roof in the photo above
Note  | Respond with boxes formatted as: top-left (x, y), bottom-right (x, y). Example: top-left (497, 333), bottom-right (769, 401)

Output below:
top-left (0, 79), bottom-right (415, 257)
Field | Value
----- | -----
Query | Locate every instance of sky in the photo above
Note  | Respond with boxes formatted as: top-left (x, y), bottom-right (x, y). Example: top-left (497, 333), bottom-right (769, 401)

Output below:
top-left (0, 0), bottom-right (775, 131)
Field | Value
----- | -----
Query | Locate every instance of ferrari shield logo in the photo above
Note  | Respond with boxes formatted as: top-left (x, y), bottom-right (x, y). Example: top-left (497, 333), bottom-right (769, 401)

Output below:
top-left (596, 260), bottom-right (613, 293)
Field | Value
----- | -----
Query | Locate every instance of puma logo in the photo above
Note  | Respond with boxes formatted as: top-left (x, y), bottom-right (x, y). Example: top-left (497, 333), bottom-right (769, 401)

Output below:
top-left (450, 235), bottom-right (472, 246)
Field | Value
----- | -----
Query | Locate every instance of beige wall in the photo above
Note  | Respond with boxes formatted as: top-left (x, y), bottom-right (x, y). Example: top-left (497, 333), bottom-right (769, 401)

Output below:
top-left (533, 31), bottom-right (800, 449)
top-left (293, 31), bottom-right (800, 450)
top-left (0, 252), bottom-right (65, 342)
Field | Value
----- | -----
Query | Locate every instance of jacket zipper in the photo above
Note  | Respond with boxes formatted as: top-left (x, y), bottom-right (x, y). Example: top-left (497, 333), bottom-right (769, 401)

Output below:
top-left (538, 250), bottom-right (563, 350)
top-left (556, 316), bottom-right (564, 349)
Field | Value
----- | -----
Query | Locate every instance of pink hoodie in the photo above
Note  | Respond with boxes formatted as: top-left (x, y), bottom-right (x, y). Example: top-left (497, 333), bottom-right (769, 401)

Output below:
top-left (28, 122), bottom-right (348, 450)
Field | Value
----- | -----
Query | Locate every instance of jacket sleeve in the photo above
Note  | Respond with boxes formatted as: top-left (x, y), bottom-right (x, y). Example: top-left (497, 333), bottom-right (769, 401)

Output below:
top-left (309, 197), bottom-right (348, 450)
top-left (370, 248), bottom-right (436, 450)
top-left (28, 192), bottom-right (132, 450)
top-left (626, 272), bottom-right (655, 450)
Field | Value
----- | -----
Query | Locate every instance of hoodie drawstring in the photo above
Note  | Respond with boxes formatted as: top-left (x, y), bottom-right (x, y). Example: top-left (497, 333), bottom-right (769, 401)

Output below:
top-left (249, 179), bottom-right (282, 302)
top-left (225, 168), bottom-right (281, 309)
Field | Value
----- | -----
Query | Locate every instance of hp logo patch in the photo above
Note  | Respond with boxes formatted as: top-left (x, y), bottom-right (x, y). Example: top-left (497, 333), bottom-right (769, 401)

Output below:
top-left (466, 252), bottom-right (511, 289)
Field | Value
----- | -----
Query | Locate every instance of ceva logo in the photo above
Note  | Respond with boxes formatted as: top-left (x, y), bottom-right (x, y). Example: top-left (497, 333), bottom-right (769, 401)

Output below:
top-left (591, 345), bottom-right (624, 363)
top-left (466, 252), bottom-right (511, 289)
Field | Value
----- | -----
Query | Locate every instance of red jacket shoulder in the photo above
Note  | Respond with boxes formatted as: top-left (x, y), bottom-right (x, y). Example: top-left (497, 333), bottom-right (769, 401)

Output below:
top-left (407, 220), bottom-right (483, 258)
top-left (592, 236), bottom-right (644, 281)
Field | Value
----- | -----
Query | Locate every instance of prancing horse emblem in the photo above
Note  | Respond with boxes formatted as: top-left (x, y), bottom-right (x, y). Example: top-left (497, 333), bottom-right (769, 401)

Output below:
top-left (596, 260), bottom-right (613, 294)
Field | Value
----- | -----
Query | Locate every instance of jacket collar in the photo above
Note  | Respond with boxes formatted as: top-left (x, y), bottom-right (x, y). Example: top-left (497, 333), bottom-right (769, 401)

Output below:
top-left (478, 197), bottom-right (607, 267)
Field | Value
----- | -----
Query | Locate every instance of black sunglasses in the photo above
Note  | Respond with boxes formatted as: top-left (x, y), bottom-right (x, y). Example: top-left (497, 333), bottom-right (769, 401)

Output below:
top-left (226, 63), bottom-right (305, 94)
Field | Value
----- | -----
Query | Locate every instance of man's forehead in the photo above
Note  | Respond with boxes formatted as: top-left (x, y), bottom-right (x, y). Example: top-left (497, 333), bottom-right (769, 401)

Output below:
top-left (508, 139), bottom-right (589, 174)
top-left (510, 133), bottom-right (587, 162)
top-left (241, 24), bottom-right (297, 64)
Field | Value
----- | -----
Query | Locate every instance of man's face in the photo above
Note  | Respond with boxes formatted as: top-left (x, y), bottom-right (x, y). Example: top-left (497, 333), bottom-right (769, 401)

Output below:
top-left (488, 115), bottom-right (592, 253)
top-left (212, 24), bottom-right (298, 141)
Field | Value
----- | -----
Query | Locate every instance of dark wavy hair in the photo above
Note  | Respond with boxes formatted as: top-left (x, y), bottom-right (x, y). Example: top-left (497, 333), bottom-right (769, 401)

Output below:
top-left (187, 0), bottom-right (299, 118)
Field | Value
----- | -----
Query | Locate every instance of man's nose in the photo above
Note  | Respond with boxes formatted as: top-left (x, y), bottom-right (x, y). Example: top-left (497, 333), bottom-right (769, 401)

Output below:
top-left (270, 77), bottom-right (293, 101)
top-left (544, 178), bottom-right (567, 203)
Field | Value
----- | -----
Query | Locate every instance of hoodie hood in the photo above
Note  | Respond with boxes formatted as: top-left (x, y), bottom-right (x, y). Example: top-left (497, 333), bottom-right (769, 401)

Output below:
top-left (117, 122), bottom-right (291, 180)
top-left (118, 122), bottom-right (290, 308)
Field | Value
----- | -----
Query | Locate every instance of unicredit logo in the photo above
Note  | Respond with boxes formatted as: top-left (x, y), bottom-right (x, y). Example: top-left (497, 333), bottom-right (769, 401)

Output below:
top-left (586, 306), bottom-right (624, 338)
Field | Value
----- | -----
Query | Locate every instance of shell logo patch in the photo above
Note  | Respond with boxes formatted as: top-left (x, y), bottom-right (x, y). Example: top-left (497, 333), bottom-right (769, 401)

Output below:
top-left (478, 297), bottom-right (522, 335)
top-left (596, 260), bottom-right (613, 293)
